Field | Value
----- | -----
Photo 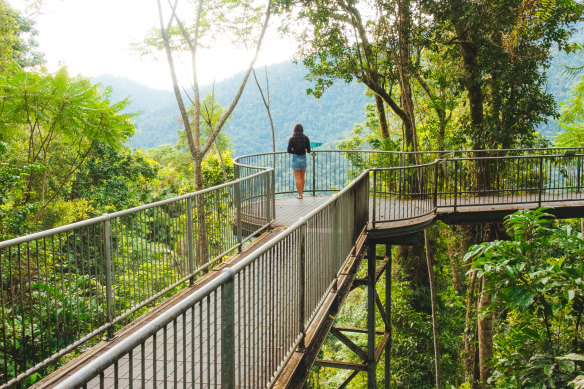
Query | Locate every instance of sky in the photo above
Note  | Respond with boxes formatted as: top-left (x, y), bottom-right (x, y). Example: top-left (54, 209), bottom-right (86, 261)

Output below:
top-left (7, 0), bottom-right (296, 90)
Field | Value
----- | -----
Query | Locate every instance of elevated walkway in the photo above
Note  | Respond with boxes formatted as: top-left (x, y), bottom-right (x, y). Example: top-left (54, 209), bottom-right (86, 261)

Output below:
top-left (2, 148), bottom-right (584, 388)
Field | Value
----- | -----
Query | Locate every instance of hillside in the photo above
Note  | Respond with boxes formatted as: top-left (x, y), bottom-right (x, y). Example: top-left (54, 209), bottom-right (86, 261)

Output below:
top-left (95, 62), bottom-right (372, 156)
top-left (96, 44), bottom-right (584, 155)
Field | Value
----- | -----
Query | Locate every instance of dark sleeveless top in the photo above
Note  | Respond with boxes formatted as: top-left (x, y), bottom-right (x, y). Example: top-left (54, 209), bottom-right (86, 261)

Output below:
top-left (287, 135), bottom-right (311, 156)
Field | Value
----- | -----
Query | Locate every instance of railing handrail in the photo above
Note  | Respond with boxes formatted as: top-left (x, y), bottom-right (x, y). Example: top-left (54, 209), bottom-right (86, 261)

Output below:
top-left (0, 168), bottom-right (272, 249)
top-left (53, 162), bottom-right (371, 389)
top-left (233, 147), bottom-right (584, 165)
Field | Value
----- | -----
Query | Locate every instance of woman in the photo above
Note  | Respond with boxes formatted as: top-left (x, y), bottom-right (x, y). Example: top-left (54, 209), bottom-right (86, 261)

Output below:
top-left (287, 123), bottom-right (311, 199)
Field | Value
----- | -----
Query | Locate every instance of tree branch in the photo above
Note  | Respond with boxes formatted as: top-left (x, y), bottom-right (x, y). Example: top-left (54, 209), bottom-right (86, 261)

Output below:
top-left (202, 0), bottom-right (273, 156)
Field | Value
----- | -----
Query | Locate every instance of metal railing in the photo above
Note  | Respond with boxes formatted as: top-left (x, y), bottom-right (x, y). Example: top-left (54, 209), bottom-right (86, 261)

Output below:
top-left (371, 151), bottom-right (584, 224)
top-left (3, 147), bottom-right (584, 387)
top-left (53, 170), bottom-right (370, 389)
top-left (0, 170), bottom-right (274, 387)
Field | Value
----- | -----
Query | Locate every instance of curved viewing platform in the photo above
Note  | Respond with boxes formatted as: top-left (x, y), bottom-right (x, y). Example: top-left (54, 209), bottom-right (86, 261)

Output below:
top-left (2, 148), bottom-right (584, 388)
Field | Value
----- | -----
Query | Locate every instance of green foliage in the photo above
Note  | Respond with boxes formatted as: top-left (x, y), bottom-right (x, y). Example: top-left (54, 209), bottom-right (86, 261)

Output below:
top-left (70, 143), bottom-right (159, 213)
top-left (0, 67), bottom-right (136, 237)
top-left (0, 0), bottom-right (19, 73)
top-left (465, 208), bottom-right (584, 387)
top-left (555, 74), bottom-right (584, 146)
top-left (337, 103), bottom-right (400, 152)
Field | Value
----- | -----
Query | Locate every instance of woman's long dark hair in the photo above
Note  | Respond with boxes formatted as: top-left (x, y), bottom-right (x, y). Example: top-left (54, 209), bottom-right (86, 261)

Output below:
top-left (292, 123), bottom-right (304, 137)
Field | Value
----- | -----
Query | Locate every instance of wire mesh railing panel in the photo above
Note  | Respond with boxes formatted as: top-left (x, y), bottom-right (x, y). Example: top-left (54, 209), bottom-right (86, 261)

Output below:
top-left (372, 163), bottom-right (438, 224)
top-left (63, 284), bottom-right (223, 389)
top-left (0, 222), bottom-right (109, 387)
top-left (234, 228), bottom-right (301, 388)
top-left (437, 154), bottom-right (584, 209)
top-left (0, 171), bottom-right (272, 387)
top-left (110, 199), bottom-right (191, 322)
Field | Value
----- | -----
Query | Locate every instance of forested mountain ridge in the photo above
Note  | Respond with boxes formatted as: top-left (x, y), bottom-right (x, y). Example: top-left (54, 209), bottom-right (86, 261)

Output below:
top-left (95, 61), bottom-right (372, 156)
top-left (96, 46), bottom-right (583, 155)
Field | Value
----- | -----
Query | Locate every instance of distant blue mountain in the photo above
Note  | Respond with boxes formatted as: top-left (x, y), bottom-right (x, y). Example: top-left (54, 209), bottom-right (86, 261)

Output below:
top-left (96, 44), bottom-right (584, 154)
top-left (94, 61), bottom-right (372, 156)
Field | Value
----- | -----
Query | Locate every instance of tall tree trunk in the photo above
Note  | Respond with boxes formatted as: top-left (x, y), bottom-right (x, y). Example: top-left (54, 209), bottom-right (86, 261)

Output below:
top-left (455, 24), bottom-right (484, 148)
top-left (397, 244), bottom-right (428, 312)
top-left (477, 277), bottom-right (493, 387)
top-left (397, 0), bottom-right (418, 158)
top-left (375, 95), bottom-right (390, 141)
top-left (454, 23), bottom-right (491, 194)
top-left (193, 157), bottom-right (209, 267)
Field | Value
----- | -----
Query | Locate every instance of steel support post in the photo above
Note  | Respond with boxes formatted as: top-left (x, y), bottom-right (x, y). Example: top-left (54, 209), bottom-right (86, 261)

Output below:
top-left (272, 168), bottom-right (276, 221)
top-left (104, 219), bottom-right (114, 339)
top-left (298, 223), bottom-right (307, 351)
top-left (235, 180), bottom-right (242, 252)
top-left (221, 270), bottom-right (236, 388)
top-left (372, 171), bottom-right (377, 228)
top-left (578, 154), bottom-right (582, 193)
top-left (433, 162), bottom-right (439, 209)
top-left (332, 198), bottom-right (340, 292)
top-left (312, 151), bottom-right (316, 197)
top-left (539, 156), bottom-right (544, 206)
top-left (385, 244), bottom-right (392, 389)
top-left (453, 160), bottom-right (458, 212)
top-left (367, 243), bottom-right (377, 388)
top-left (187, 197), bottom-right (195, 285)
top-left (264, 173), bottom-right (270, 225)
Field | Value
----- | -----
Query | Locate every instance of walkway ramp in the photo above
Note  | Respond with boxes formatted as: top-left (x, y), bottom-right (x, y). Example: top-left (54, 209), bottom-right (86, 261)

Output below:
top-left (3, 149), bottom-right (584, 388)
top-left (33, 228), bottom-right (283, 388)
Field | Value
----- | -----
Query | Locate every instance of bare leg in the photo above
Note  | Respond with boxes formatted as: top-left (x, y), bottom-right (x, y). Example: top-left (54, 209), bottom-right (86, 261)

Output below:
top-left (294, 169), bottom-right (305, 198)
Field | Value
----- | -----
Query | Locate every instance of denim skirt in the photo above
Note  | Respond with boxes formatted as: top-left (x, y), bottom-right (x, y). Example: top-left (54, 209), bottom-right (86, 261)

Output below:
top-left (292, 154), bottom-right (307, 170)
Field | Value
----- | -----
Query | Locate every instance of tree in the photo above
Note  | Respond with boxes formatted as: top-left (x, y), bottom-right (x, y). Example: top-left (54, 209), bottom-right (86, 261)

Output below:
top-left (0, 67), bottom-right (135, 236)
top-left (291, 0), bottom-right (420, 152)
top-left (555, 74), bottom-right (584, 147)
top-left (144, 0), bottom-right (273, 265)
top-left (0, 0), bottom-right (43, 74)
top-left (465, 208), bottom-right (584, 387)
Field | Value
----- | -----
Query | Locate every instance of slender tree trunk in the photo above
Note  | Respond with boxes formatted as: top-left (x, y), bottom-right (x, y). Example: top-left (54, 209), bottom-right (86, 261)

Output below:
top-left (424, 229), bottom-right (441, 388)
top-left (477, 277), bottom-right (493, 387)
top-left (397, 0), bottom-right (418, 159)
top-left (397, 245), bottom-right (427, 311)
top-left (193, 157), bottom-right (209, 267)
top-left (375, 95), bottom-right (390, 141)
top-left (252, 67), bottom-right (276, 153)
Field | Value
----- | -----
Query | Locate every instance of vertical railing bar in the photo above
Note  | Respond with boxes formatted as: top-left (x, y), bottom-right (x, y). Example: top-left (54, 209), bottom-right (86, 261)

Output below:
top-left (235, 179), bottom-right (242, 253)
top-left (298, 224), bottom-right (306, 351)
top-left (221, 271), bottom-right (236, 389)
top-left (129, 349), bottom-right (133, 389)
top-left (104, 219), bottom-right (114, 339)
top-left (539, 156), bottom-right (544, 207)
top-left (163, 325), bottom-right (168, 389)
top-left (372, 170), bottom-right (377, 226)
top-left (187, 197), bottom-right (195, 285)
top-left (153, 331), bottom-right (157, 389)
top-left (264, 172), bottom-right (270, 225)
top-left (454, 160), bottom-right (458, 212)
top-left (312, 151), bottom-right (316, 197)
